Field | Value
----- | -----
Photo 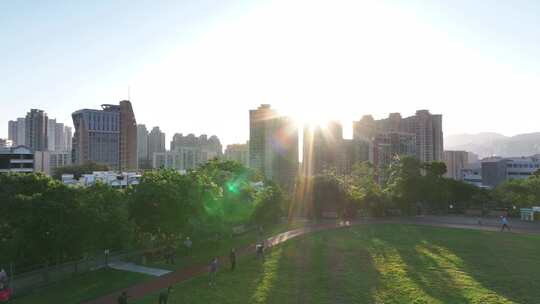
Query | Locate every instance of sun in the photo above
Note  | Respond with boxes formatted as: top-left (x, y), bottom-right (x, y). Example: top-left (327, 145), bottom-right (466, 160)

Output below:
top-left (292, 112), bottom-right (331, 129)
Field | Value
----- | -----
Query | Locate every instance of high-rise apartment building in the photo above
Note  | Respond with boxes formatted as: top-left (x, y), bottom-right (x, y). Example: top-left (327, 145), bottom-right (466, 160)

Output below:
top-left (303, 121), bottom-right (343, 175)
top-left (373, 132), bottom-right (416, 170)
top-left (224, 143), bottom-right (249, 167)
top-left (10, 115), bottom-right (70, 151)
top-left (249, 104), bottom-right (298, 189)
top-left (8, 121), bottom-right (18, 145)
top-left (148, 126), bottom-right (166, 159)
top-left (353, 110), bottom-right (443, 163)
top-left (52, 122), bottom-right (71, 152)
top-left (443, 150), bottom-right (469, 180)
top-left (153, 147), bottom-right (202, 171)
top-left (336, 139), bottom-right (371, 175)
top-left (137, 124), bottom-right (150, 168)
top-left (72, 100), bottom-right (137, 171)
top-left (25, 109), bottom-right (48, 151)
top-left (64, 126), bottom-right (72, 152)
top-left (47, 118), bottom-right (57, 151)
top-left (170, 133), bottom-right (222, 160)
top-left (34, 150), bottom-right (72, 176)
top-left (16, 118), bottom-right (26, 146)
top-left (302, 120), bottom-right (371, 176)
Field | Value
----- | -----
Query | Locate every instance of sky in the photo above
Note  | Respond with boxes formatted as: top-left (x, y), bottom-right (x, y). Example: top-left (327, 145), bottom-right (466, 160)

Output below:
top-left (1, 0), bottom-right (540, 148)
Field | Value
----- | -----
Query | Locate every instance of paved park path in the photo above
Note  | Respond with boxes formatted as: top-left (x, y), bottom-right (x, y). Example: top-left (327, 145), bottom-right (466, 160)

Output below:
top-left (83, 216), bottom-right (540, 304)
top-left (108, 261), bottom-right (171, 277)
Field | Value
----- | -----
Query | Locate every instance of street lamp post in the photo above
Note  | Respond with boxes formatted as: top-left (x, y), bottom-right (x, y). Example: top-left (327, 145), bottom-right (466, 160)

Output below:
top-left (104, 249), bottom-right (110, 268)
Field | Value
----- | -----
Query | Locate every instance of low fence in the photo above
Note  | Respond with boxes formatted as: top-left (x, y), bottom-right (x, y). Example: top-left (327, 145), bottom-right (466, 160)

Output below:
top-left (5, 249), bottom-right (146, 297)
top-left (5, 225), bottom-right (257, 297)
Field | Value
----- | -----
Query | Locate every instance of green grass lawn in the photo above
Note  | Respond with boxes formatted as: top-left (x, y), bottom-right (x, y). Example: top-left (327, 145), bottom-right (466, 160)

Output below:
top-left (11, 269), bottom-right (151, 304)
top-left (135, 224), bottom-right (540, 304)
top-left (10, 221), bottom-right (305, 304)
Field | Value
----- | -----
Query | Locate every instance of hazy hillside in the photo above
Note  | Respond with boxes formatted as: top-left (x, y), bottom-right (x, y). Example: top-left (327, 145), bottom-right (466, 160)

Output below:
top-left (445, 132), bottom-right (540, 158)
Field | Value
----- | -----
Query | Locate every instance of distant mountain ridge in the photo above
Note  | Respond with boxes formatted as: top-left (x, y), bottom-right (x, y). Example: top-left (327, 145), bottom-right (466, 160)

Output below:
top-left (445, 132), bottom-right (540, 158)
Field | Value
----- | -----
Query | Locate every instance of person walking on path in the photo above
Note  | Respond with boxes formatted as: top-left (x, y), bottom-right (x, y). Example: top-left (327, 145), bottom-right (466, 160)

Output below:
top-left (229, 249), bottom-right (236, 271)
top-left (184, 237), bottom-right (192, 257)
top-left (209, 258), bottom-right (219, 287)
top-left (501, 216), bottom-right (511, 232)
top-left (158, 286), bottom-right (173, 304)
top-left (117, 291), bottom-right (129, 304)
top-left (0, 269), bottom-right (7, 290)
top-left (256, 243), bottom-right (265, 260)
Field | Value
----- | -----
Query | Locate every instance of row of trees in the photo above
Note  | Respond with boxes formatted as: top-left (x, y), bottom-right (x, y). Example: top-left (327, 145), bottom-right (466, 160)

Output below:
top-left (0, 160), bottom-right (285, 269)
top-left (307, 157), bottom-right (497, 218)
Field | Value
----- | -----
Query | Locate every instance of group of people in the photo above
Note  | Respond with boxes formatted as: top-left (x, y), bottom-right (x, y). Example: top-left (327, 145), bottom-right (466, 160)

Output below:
top-left (118, 286), bottom-right (172, 304)
top-left (208, 226), bottom-right (268, 287)
top-left (118, 227), bottom-right (268, 302)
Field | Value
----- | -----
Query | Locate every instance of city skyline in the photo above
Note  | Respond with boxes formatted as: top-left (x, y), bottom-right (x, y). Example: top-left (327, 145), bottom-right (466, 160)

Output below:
top-left (2, 1), bottom-right (540, 147)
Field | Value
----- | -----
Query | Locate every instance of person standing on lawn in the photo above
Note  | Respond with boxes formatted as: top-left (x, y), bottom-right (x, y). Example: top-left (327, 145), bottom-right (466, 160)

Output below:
top-left (184, 236), bottom-right (192, 257)
top-left (229, 248), bottom-right (236, 271)
top-left (158, 286), bottom-right (173, 304)
top-left (117, 291), bottom-right (129, 304)
top-left (501, 215), bottom-right (511, 231)
top-left (209, 257), bottom-right (219, 287)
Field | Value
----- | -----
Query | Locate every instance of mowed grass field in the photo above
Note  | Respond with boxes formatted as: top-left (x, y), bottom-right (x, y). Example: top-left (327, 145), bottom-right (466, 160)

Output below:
top-left (135, 224), bottom-right (540, 304)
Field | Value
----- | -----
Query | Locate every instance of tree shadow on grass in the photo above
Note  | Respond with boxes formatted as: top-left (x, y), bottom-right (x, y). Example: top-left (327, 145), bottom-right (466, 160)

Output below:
top-left (340, 232), bottom-right (381, 304)
top-left (373, 224), bottom-right (532, 303)
top-left (424, 230), bottom-right (540, 304)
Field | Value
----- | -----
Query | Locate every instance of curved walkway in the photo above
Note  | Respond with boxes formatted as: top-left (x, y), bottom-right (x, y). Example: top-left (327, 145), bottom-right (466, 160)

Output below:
top-left (83, 217), bottom-right (540, 304)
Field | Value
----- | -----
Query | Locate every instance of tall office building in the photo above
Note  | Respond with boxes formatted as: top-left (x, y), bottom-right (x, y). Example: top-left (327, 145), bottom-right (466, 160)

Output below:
top-left (72, 100), bottom-right (137, 171)
top-left (119, 100), bottom-right (138, 171)
top-left (443, 150), bottom-right (469, 180)
top-left (137, 124), bottom-right (149, 168)
top-left (353, 110), bottom-right (443, 163)
top-left (249, 104), bottom-right (298, 189)
top-left (25, 109), bottom-right (48, 151)
top-left (148, 126), bottom-right (166, 159)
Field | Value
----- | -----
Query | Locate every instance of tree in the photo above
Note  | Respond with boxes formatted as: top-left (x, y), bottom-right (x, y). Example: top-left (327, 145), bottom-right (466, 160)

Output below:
top-left (0, 173), bottom-right (87, 267)
top-left (128, 169), bottom-right (212, 243)
top-left (423, 161), bottom-right (447, 178)
top-left (385, 156), bottom-right (424, 214)
top-left (77, 183), bottom-right (133, 251)
top-left (310, 169), bottom-right (350, 219)
top-left (493, 176), bottom-right (540, 210)
top-left (251, 182), bottom-right (285, 225)
top-left (348, 162), bottom-right (388, 217)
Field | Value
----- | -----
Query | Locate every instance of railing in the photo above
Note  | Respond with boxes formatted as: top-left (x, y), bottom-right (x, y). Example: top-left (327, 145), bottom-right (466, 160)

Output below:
top-left (4, 249), bottom-right (146, 297)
